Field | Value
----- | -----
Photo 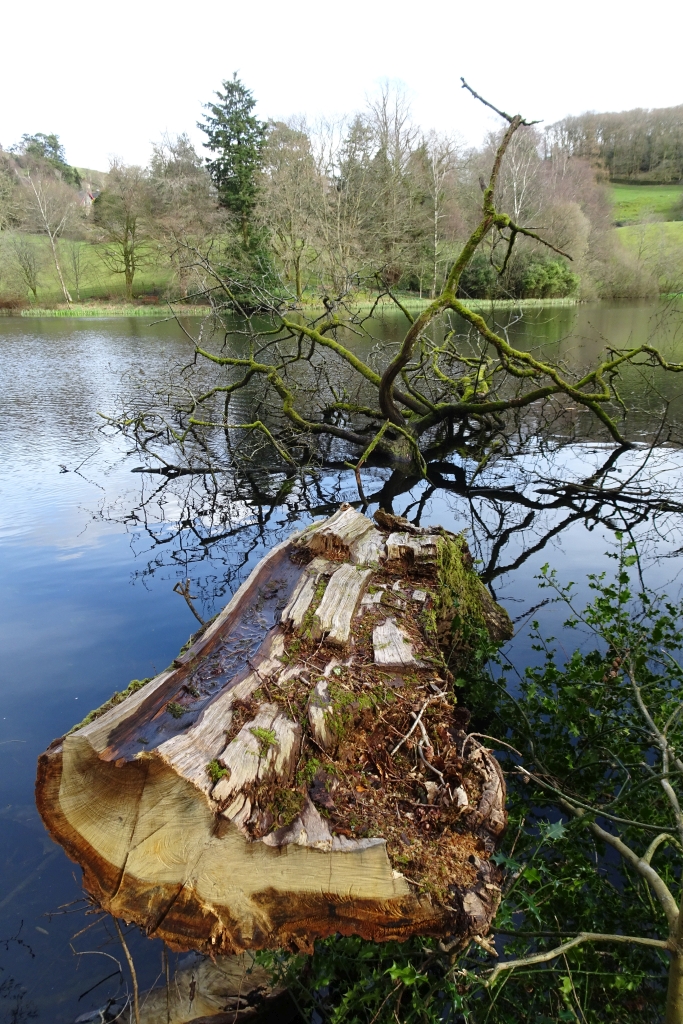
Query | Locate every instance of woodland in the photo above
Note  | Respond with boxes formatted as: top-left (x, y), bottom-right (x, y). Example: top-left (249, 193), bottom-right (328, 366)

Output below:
top-left (0, 80), bottom-right (682, 310)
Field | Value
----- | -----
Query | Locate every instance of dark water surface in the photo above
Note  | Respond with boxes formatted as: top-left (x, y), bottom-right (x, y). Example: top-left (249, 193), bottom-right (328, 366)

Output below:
top-left (1, 304), bottom-right (683, 1021)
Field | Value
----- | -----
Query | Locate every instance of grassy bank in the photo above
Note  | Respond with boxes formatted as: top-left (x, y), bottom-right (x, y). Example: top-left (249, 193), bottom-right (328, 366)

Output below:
top-left (616, 221), bottom-right (683, 291)
top-left (13, 296), bottom-right (579, 319)
top-left (18, 304), bottom-right (211, 318)
top-left (0, 235), bottom-right (173, 306)
top-left (611, 182), bottom-right (683, 225)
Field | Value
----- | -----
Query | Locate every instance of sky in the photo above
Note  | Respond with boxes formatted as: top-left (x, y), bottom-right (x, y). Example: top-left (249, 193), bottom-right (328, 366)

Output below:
top-left (2, 0), bottom-right (682, 171)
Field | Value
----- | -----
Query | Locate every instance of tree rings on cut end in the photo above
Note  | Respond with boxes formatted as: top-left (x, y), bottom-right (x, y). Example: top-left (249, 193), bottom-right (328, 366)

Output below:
top-left (36, 506), bottom-right (510, 954)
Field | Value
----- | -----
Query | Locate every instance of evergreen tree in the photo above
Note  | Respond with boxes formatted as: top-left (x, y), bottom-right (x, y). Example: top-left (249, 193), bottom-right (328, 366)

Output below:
top-left (198, 74), bottom-right (267, 245)
top-left (17, 133), bottom-right (81, 187)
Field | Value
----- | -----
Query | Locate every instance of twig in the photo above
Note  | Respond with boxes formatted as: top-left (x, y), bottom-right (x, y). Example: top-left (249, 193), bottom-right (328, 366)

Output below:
top-left (163, 945), bottom-right (171, 1024)
top-left (460, 78), bottom-right (541, 127)
top-left (391, 698), bottom-right (434, 755)
top-left (418, 742), bottom-right (445, 783)
top-left (113, 918), bottom-right (140, 1024)
top-left (485, 932), bottom-right (669, 987)
top-left (472, 933), bottom-right (498, 957)
top-left (173, 578), bottom-right (205, 625)
top-left (462, 733), bottom-right (523, 758)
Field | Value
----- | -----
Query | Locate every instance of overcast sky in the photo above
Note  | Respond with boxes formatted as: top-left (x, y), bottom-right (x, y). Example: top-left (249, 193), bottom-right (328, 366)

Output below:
top-left (2, 0), bottom-right (681, 171)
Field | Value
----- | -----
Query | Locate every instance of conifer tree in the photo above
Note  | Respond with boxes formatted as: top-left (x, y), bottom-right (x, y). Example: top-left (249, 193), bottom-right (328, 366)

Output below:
top-left (198, 74), bottom-right (267, 245)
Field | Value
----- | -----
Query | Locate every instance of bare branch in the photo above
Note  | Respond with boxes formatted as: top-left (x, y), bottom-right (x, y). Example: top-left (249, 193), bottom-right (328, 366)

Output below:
top-left (486, 932), bottom-right (670, 988)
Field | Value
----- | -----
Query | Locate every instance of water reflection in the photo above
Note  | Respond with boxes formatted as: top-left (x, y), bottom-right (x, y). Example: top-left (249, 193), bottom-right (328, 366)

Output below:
top-left (1, 307), bottom-right (682, 1022)
top-left (98, 440), bottom-right (683, 614)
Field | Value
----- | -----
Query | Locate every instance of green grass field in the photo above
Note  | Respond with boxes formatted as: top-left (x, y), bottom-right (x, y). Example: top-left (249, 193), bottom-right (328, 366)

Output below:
top-left (617, 221), bottom-right (683, 291)
top-left (611, 183), bottom-right (683, 225)
top-left (0, 235), bottom-right (174, 307)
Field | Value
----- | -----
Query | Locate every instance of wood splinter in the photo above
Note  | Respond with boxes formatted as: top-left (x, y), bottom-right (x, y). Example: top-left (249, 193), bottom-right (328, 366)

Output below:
top-left (36, 504), bottom-right (512, 956)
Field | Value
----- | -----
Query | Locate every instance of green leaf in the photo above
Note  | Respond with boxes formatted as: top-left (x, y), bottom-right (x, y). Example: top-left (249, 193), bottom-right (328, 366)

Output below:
top-left (385, 963), bottom-right (427, 986)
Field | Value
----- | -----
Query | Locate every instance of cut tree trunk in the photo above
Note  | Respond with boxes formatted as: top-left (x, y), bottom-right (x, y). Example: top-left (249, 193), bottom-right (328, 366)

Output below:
top-left (138, 952), bottom-right (297, 1024)
top-left (36, 506), bottom-right (512, 955)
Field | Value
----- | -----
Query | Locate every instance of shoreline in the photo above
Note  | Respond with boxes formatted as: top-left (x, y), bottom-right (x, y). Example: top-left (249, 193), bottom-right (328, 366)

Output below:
top-left (2, 294), bottom-right (679, 320)
top-left (6, 296), bottom-right (582, 319)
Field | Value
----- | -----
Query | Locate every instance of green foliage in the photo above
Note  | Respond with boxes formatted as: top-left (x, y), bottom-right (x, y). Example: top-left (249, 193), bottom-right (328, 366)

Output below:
top-left (296, 758), bottom-right (323, 787)
top-left (166, 701), bottom-right (186, 719)
top-left (518, 257), bottom-right (579, 299)
top-left (434, 535), bottom-right (505, 675)
top-left (458, 249), bottom-right (578, 300)
top-left (271, 787), bottom-right (304, 825)
top-left (250, 725), bottom-right (277, 754)
top-left (256, 936), bottom-right (468, 1024)
top-left (463, 534), bottom-right (683, 1020)
top-left (206, 759), bottom-right (228, 783)
top-left (17, 132), bottom-right (81, 186)
top-left (435, 535), bottom-right (486, 631)
top-left (198, 73), bottom-right (267, 238)
top-left (457, 250), bottom-right (498, 299)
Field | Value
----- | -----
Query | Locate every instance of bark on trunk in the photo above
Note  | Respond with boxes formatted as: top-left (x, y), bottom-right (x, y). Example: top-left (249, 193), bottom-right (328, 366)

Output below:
top-left (138, 952), bottom-right (296, 1023)
top-left (666, 951), bottom-right (683, 1024)
top-left (666, 898), bottom-right (683, 1024)
top-left (48, 233), bottom-right (72, 304)
top-left (36, 506), bottom-right (511, 955)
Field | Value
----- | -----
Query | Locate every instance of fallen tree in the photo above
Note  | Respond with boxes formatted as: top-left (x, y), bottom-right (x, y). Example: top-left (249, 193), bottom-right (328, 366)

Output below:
top-left (37, 506), bottom-right (511, 955)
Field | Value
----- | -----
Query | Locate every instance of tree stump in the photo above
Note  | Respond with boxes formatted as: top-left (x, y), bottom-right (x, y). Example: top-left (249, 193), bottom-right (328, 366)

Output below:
top-left (37, 506), bottom-right (512, 954)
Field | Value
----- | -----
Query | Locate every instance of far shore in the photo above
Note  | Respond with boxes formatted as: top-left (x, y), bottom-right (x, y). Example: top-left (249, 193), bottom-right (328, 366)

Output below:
top-left (1, 296), bottom-right (582, 319)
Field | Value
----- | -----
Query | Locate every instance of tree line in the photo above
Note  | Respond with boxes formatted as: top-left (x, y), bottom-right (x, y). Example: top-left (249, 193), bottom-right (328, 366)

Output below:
top-left (546, 102), bottom-right (683, 183)
top-left (0, 77), bottom-right (673, 307)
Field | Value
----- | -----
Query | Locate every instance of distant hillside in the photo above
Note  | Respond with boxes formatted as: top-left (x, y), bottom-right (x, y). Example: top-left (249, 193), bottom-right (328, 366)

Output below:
top-left (547, 104), bottom-right (683, 183)
top-left (75, 166), bottom-right (108, 191)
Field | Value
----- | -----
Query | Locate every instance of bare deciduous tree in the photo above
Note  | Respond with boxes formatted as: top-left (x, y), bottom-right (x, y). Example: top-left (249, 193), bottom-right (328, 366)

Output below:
top-left (416, 131), bottom-right (461, 297)
top-left (64, 239), bottom-right (92, 302)
top-left (94, 161), bottom-right (153, 301)
top-left (3, 232), bottom-right (42, 300)
top-left (19, 170), bottom-right (76, 303)
top-left (107, 84), bottom-right (683, 491)
top-left (260, 119), bottom-right (320, 300)
top-left (149, 133), bottom-right (221, 296)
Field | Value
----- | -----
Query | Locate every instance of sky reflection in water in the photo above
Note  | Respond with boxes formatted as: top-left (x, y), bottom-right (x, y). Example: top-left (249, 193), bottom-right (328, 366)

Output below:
top-left (0, 307), bottom-right (682, 1021)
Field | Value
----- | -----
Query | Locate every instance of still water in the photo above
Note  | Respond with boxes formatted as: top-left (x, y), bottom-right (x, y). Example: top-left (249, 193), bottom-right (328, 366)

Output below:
top-left (1, 303), bottom-right (682, 1021)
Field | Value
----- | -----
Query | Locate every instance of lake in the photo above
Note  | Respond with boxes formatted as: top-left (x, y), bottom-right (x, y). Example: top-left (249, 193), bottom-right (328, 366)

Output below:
top-left (1, 301), bottom-right (682, 1022)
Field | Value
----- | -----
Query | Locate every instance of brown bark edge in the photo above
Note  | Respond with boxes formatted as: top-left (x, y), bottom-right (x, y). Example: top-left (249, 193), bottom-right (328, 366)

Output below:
top-left (36, 508), bottom-right (508, 955)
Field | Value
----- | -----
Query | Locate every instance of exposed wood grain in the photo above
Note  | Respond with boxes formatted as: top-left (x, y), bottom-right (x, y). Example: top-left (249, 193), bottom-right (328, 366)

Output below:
top-left (36, 507), bottom-right (510, 957)
top-left (313, 563), bottom-right (373, 645)
top-left (213, 704), bottom-right (300, 813)
top-left (303, 505), bottom-right (386, 564)
top-left (372, 617), bottom-right (418, 669)
top-left (280, 557), bottom-right (335, 630)
top-left (386, 532), bottom-right (439, 562)
top-left (138, 952), bottom-right (295, 1024)
top-left (307, 679), bottom-right (334, 750)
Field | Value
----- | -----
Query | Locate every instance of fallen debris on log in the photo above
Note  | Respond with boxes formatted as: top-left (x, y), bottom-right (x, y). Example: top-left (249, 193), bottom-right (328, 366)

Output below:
top-left (37, 506), bottom-right (512, 955)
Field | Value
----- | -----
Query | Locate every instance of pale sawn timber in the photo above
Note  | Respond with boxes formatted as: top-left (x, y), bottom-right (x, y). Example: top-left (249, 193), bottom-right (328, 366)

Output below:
top-left (36, 506), bottom-right (512, 954)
